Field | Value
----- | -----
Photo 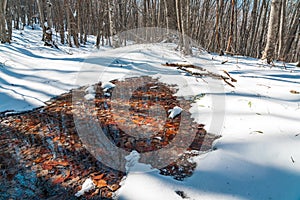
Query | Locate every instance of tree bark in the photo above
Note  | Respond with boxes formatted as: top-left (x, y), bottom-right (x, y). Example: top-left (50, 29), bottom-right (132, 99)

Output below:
top-left (226, 0), bottom-right (235, 54)
top-left (0, 0), bottom-right (8, 43)
top-left (277, 0), bottom-right (286, 59)
top-left (175, 0), bottom-right (182, 50)
top-left (283, 1), bottom-right (300, 59)
top-left (182, 0), bottom-right (191, 54)
top-left (44, 0), bottom-right (53, 46)
top-left (215, 0), bottom-right (221, 51)
top-left (46, 0), bottom-right (53, 28)
top-left (257, 0), bottom-right (268, 58)
top-left (262, 0), bottom-right (281, 64)
top-left (163, 0), bottom-right (169, 33)
top-left (107, 0), bottom-right (116, 47)
top-left (65, 0), bottom-right (72, 47)
top-left (36, 0), bottom-right (46, 41)
top-left (247, 0), bottom-right (258, 56)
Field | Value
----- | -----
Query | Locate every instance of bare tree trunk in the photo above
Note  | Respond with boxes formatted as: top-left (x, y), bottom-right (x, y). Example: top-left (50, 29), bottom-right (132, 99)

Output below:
top-left (0, 0), bottom-right (8, 43)
top-left (44, 0), bottom-right (53, 46)
top-left (175, 0), bottom-right (182, 50)
top-left (182, 0), bottom-right (191, 55)
top-left (239, 1), bottom-right (249, 55)
top-left (65, 0), bottom-right (72, 47)
top-left (226, 0), bottom-right (235, 54)
top-left (58, 1), bottom-right (65, 44)
top-left (46, 0), bottom-right (53, 28)
top-left (215, 0), bottom-right (221, 52)
top-left (77, 0), bottom-right (84, 44)
top-left (277, 0), bottom-right (286, 60)
top-left (257, 0), bottom-right (268, 58)
top-left (163, 0), bottom-right (169, 33)
top-left (6, 2), bottom-right (12, 41)
top-left (262, 0), bottom-right (280, 64)
top-left (283, 1), bottom-right (300, 60)
top-left (253, 0), bottom-right (264, 58)
top-left (107, 0), bottom-right (116, 47)
top-left (36, 0), bottom-right (46, 41)
top-left (247, 0), bottom-right (258, 56)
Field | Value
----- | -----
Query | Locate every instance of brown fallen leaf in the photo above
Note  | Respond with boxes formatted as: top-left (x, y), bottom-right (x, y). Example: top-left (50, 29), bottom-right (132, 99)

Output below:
top-left (108, 184), bottom-right (120, 191)
top-left (42, 163), bottom-right (53, 170)
top-left (92, 173), bottom-right (105, 180)
top-left (34, 157), bottom-right (46, 163)
top-left (91, 188), bottom-right (100, 196)
top-left (95, 179), bottom-right (107, 188)
top-left (53, 136), bottom-right (61, 142)
top-left (165, 129), bottom-right (176, 136)
top-left (64, 170), bottom-right (71, 180)
top-left (290, 90), bottom-right (300, 94)
top-left (44, 160), bottom-right (69, 166)
top-left (103, 191), bottom-right (113, 199)
top-left (52, 175), bottom-right (65, 184)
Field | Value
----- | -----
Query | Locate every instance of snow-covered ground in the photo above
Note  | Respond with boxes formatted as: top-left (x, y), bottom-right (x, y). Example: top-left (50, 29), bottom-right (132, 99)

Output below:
top-left (1, 27), bottom-right (300, 200)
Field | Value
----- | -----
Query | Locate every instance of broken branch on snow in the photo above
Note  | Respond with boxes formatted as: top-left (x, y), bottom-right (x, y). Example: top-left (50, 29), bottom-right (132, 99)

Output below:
top-left (162, 63), bottom-right (237, 88)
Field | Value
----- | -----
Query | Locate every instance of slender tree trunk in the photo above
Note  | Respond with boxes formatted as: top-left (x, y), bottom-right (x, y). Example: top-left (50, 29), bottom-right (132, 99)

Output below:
top-left (257, 0), bottom-right (268, 58)
top-left (283, 1), bottom-right (300, 60)
top-left (262, 0), bottom-right (280, 64)
top-left (175, 0), bottom-right (182, 50)
top-left (0, 0), bottom-right (8, 43)
top-left (277, 0), bottom-right (286, 59)
top-left (6, 3), bottom-right (12, 41)
top-left (182, 0), bottom-right (191, 54)
top-left (65, 0), bottom-right (72, 47)
top-left (46, 0), bottom-right (53, 28)
top-left (239, 1), bottom-right (249, 55)
top-left (163, 0), bottom-right (169, 33)
top-left (107, 0), bottom-right (116, 47)
top-left (226, 0), bottom-right (235, 54)
top-left (36, 0), bottom-right (46, 41)
top-left (58, 3), bottom-right (65, 44)
top-left (253, 0), bottom-right (264, 58)
top-left (215, 0), bottom-right (221, 52)
top-left (44, 0), bottom-right (53, 46)
top-left (247, 0), bottom-right (258, 56)
top-left (77, 0), bottom-right (83, 44)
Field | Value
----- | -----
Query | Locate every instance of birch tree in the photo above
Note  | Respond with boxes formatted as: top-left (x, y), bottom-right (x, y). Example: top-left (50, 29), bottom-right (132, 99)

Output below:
top-left (262, 0), bottom-right (281, 64)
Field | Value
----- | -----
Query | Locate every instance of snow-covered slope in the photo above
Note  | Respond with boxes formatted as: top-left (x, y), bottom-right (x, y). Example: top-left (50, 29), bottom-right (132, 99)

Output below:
top-left (1, 27), bottom-right (300, 200)
top-left (0, 26), bottom-right (100, 112)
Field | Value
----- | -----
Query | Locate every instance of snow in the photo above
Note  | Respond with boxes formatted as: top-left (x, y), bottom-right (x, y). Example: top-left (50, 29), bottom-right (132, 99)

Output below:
top-left (84, 85), bottom-right (96, 100)
top-left (0, 26), bottom-right (100, 112)
top-left (84, 93), bottom-right (95, 101)
top-left (75, 178), bottom-right (95, 197)
top-left (1, 27), bottom-right (300, 200)
top-left (168, 106), bottom-right (183, 119)
top-left (85, 85), bottom-right (96, 94)
top-left (125, 151), bottom-right (153, 173)
top-left (102, 82), bottom-right (116, 92)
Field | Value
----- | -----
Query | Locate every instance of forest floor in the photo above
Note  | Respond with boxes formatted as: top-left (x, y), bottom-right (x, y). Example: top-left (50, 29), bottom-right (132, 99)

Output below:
top-left (0, 26), bottom-right (300, 200)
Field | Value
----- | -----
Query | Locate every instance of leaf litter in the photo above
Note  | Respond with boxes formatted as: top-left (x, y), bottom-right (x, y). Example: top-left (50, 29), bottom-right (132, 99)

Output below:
top-left (0, 76), bottom-right (219, 199)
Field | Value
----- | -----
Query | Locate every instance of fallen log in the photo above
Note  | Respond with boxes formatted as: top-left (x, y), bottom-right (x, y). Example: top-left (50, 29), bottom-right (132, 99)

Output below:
top-left (162, 63), bottom-right (237, 87)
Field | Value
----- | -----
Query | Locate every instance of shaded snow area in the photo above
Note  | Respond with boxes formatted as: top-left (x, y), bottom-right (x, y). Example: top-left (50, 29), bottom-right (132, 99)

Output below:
top-left (1, 27), bottom-right (300, 200)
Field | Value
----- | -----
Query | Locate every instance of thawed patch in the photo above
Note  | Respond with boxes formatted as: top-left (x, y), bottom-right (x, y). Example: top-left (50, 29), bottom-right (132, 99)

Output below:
top-left (0, 76), bottom-right (219, 199)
